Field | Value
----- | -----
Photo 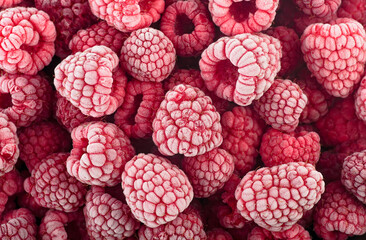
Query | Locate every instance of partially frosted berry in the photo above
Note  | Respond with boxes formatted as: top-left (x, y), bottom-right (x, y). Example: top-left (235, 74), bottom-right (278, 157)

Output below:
top-left (0, 112), bottom-right (18, 176)
top-left (355, 75), bottom-right (366, 122)
top-left (293, 11), bottom-right (337, 35)
top-left (120, 27), bottom-right (176, 82)
top-left (294, 0), bottom-right (341, 18)
top-left (0, 0), bottom-right (22, 8)
top-left (182, 148), bottom-right (235, 198)
top-left (208, 0), bottom-right (279, 36)
top-left (17, 193), bottom-right (48, 218)
top-left (337, 0), bottom-right (366, 25)
top-left (114, 79), bottom-right (165, 139)
top-left (122, 153), bottom-right (193, 227)
top-left (254, 79), bottom-right (308, 133)
top-left (248, 224), bottom-right (311, 240)
top-left (67, 121), bottom-right (135, 187)
top-left (153, 84), bottom-right (223, 157)
top-left (314, 181), bottom-right (366, 239)
top-left (24, 153), bottom-right (87, 212)
top-left (0, 169), bottom-right (23, 197)
top-left (0, 7), bottom-right (56, 75)
top-left (199, 33), bottom-right (282, 106)
top-left (301, 18), bottom-right (366, 97)
top-left (54, 45), bottom-right (127, 118)
top-left (235, 162), bottom-right (325, 232)
top-left (259, 128), bottom-right (321, 167)
top-left (316, 151), bottom-right (346, 183)
top-left (0, 208), bottom-right (37, 239)
top-left (207, 228), bottom-right (233, 240)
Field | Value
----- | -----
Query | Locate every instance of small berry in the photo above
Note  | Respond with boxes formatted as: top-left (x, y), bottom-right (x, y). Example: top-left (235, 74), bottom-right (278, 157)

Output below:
top-left (337, 0), bottom-right (366, 26)
top-left (207, 228), bottom-right (233, 240)
top-left (294, 0), bottom-right (341, 18)
top-left (0, 208), bottom-right (37, 239)
top-left (0, 112), bottom-right (19, 176)
top-left (248, 224), bottom-right (311, 240)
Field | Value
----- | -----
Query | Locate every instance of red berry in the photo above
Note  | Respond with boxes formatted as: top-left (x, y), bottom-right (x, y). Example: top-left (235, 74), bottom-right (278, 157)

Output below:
top-left (294, 0), bottom-right (341, 18)
top-left (248, 224), bottom-right (311, 240)
top-left (355, 75), bottom-right (366, 122)
top-left (337, 0), bottom-right (366, 26)
top-left (0, 112), bottom-right (18, 175)
top-left (0, 0), bottom-right (22, 8)
top-left (17, 193), bottom-right (48, 218)
top-left (207, 228), bottom-right (233, 240)
top-left (0, 208), bottom-right (37, 239)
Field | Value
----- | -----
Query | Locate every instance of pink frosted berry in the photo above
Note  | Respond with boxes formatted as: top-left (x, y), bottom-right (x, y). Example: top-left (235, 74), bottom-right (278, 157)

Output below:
top-left (0, 7), bottom-right (56, 75)
top-left (0, 112), bottom-right (18, 176)
top-left (0, 169), bottom-right (23, 198)
top-left (0, 208), bottom-right (37, 239)
top-left (122, 153), bottom-right (194, 228)
top-left (207, 228), bottom-right (233, 240)
top-left (355, 75), bottom-right (366, 122)
top-left (54, 45), bottom-right (127, 118)
top-left (152, 84), bottom-right (223, 157)
top-left (248, 224), bottom-right (311, 240)
top-left (67, 121), bottom-right (135, 187)
top-left (337, 0), bottom-right (366, 26)
top-left (199, 33), bottom-right (282, 106)
top-left (254, 79), bottom-right (308, 133)
top-left (235, 162), bottom-right (325, 232)
top-left (0, 0), bottom-right (23, 8)
top-left (294, 0), bottom-right (341, 18)
top-left (301, 18), bottom-right (366, 97)
top-left (120, 27), bottom-right (176, 82)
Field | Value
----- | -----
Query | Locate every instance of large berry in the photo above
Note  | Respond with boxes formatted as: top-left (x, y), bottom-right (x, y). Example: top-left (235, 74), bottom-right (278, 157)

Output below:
top-left (0, 208), bottom-right (37, 239)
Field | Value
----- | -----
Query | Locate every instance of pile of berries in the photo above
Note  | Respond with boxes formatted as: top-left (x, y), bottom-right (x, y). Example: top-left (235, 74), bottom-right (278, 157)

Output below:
top-left (1, 0), bottom-right (366, 239)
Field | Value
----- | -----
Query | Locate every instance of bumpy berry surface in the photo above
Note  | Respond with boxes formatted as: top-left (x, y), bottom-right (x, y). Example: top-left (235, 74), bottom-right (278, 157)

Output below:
top-left (235, 162), bottom-right (325, 232)
top-left (153, 84), bottom-right (223, 157)
top-left (0, 169), bottom-right (23, 198)
top-left (0, 208), bottom-right (37, 239)
top-left (67, 121), bottom-right (135, 187)
top-left (207, 228), bottom-right (233, 240)
top-left (337, 0), bottom-right (366, 25)
top-left (0, 112), bottom-right (18, 176)
top-left (17, 193), bottom-right (48, 218)
top-left (122, 153), bottom-right (194, 228)
top-left (355, 75), bottom-right (366, 122)
top-left (0, 0), bottom-right (22, 8)
top-left (248, 224), bottom-right (311, 240)
top-left (294, 0), bottom-right (341, 18)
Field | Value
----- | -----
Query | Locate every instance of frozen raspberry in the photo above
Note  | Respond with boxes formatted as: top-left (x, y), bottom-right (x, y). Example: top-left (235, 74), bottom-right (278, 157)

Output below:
top-left (120, 27), bottom-right (176, 82)
top-left (18, 121), bottom-right (71, 172)
top-left (207, 228), bottom-right (233, 240)
top-left (293, 11), bottom-right (336, 35)
top-left (294, 0), bottom-right (341, 18)
top-left (114, 79), bottom-right (165, 139)
top-left (316, 151), bottom-right (346, 183)
top-left (69, 21), bottom-right (129, 55)
top-left (199, 33), bottom-right (282, 106)
top-left (160, 0), bottom-right (215, 56)
top-left (54, 45), bottom-right (127, 118)
top-left (355, 76), bottom-right (366, 122)
top-left (248, 224), bottom-right (311, 240)
top-left (0, 169), bottom-right (23, 197)
top-left (0, 72), bottom-right (53, 128)
top-left (0, 7), bottom-right (56, 75)
top-left (88, 0), bottom-right (164, 32)
top-left (17, 193), bottom-right (48, 218)
top-left (182, 148), bottom-right (235, 198)
top-left (337, 0), bottom-right (366, 26)
top-left (0, 192), bottom-right (7, 216)
top-left (24, 153), bottom-right (87, 212)
top-left (67, 121), bottom-right (135, 187)
top-left (152, 84), bottom-right (223, 157)
top-left (314, 181), bottom-right (366, 239)
top-left (254, 79), bottom-right (308, 133)
top-left (335, 138), bottom-right (366, 155)
top-left (208, 0), bottom-right (279, 36)
top-left (0, 112), bottom-right (18, 176)
top-left (221, 106), bottom-right (264, 175)
top-left (301, 18), bottom-right (366, 98)
top-left (0, 0), bottom-right (22, 8)
top-left (0, 208), bottom-right (37, 239)
top-left (259, 128), bottom-right (321, 167)
top-left (122, 153), bottom-right (193, 227)
top-left (235, 162), bottom-right (325, 232)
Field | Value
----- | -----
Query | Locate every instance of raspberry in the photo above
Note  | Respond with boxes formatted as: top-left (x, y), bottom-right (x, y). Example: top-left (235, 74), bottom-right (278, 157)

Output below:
top-left (88, 0), bottom-right (164, 32)
top-left (114, 79), bottom-right (165, 139)
top-left (199, 33), bottom-right (282, 106)
top-left (83, 186), bottom-right (140, 239)
top-left (316, 151), bottom-right (346, 183)
top-left (293, 11), bottom-right (336, 35)
top-left (120, 27), bottom-right (176, 82)
top-left (0, 7), bottom-right (56, 75)
top-left (17, 193), bottom-right (48, 218)
top-left (182, 148), bottom-right (235, 198)
top-left (207, 228), bottom-right (233, 240)
top-left (18, 121), bottom-right (72, 172)
top-left (0, 169), bottom-right (23, 197)
top-left (69, 21), bottom-right (129, 55)
top-left (54, 45), bottom-right (127, 118)
top-left (221, 106), bottom-right (265, 175)
top-left (121, 153), bottom-right (194, 227)
top-left (152, 84), bottom-right (223, 157)
top-left (355, 75), bottom-right (366, 122)
top-left (248, 224), bottom-right (311, 240)
top-left (160, 0), bottom-right (215, 57)
top-left (0, 112), bottom-right (18, 176)
top-left (301, 18), bottom-right (366, 97)
top-left (208, 0), bottom-right (279, 36)
top-left (0, 208), bottom-right (37, 239)
top-left (24, 153), bottom-right (87, 212)
top-left (259, 128), bottom-right (321, 167)
top-left (294, 0), bottom-right (341, 18)
top-left (337, 0), bottom-right (366, 26)
top-left (235, 162), bottom-right (325, 232)
top-left (67, 121), bottom-right (135, 187)
top-left (0, 0), bottom-right (22, 8)
top-left (314, 181), bottom-right (366, 239)
top-left (253, 79), bottom-right (308, 133)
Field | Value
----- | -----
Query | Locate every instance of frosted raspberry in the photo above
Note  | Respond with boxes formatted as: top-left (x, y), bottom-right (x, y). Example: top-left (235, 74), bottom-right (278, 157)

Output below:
top-left (54, 45), bottom-right (127, 118)
top-left (182, 148), bottom-right (235, 198)
top-left (259, 128), bottom-right (321, 167)
top-left (152, 84), bottom-right (223, 157)
top-left (83, 186), bottom-right (140, 240)
top-left (0, 0), bottom-right (22, 8)
top-left (67, 121), bottom-right (135, 187)
top-left (0, 72), bottom-right (53, 127)
top-left (337, 0), bottom-right (366, 26)
top-left (0, 169), bottom-right (23, 197)
top-left (336, 138), bottom-right (366, 155)
top-left (316, 151), bottom-right (346, 183)
top-left (0, 192), bottom-right (7, 216)
top-left (355, 76), bottom-right (366, 122)
top-left (18, 121), bottom-right (71, 172)
top-left (199, 33), bottom-right (282, 106)
top-left (114, 79), bottom-right (165, 139)
top-left (17, 193), bottom-right (48, 218)
top-left (69, 21), bottom-right (129, 55)
top-left (235, 162), bottom-right (325, 232)
top-left (120, 27), bottom-right (176, 82)
top-left (0, 112), bottom-right (18, 175)
top-left (293, 12), bottom-right (336, 35)
top-left (221, 106), bottom-right (264, 175)
top-left (207, 228), bottom-right (233, 240)
top-left (314, 181), bottom-right (366, 239)
top-left (122, 153), bottom-right (193, 227)
top-left (248, 224), bottom-right (311, 240)
top-left (0, 208), bottom-right (37, 239)
top-left (294, 0), bottom-right (341, 18)
top-left (301, 18), bottom-right (366, 98)
top-left (253, 79), bottom-right (308, 133)
top-left (0, 7), bottom-right (56, 75)
top-left (24, 153), bottom-right (87, 212)
top-left (88, 0), bottom-right (164, 32)
top-left (208, 0), bottom-right (279, 36)
top-left (160, 0), bottom-right (215, 56)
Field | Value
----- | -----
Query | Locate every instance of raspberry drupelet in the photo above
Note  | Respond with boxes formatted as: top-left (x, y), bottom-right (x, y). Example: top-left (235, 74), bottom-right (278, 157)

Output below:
top-left (294, 0), bottom-right (341, 18)
top-left (0, 208), bottom-right (37, 239)
top-left (0, 0), bottom-right (23, 8)
top-left (248, 224), bottom-right (312, 240)
top-left (337, 0), bottom-right (366, 26)
top-left (121, 153), bottom-right (194, 228)
top-left (152, 84), bottom-right (223, 157)
top-left (0, 112), bottom-right (18, 176)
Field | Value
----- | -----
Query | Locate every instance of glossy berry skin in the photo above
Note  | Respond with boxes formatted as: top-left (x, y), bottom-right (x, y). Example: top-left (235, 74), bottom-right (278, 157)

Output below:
top-left (0, 112), bottom-right (18, 176)
top-left (0, 208), bottom-right (37, 239)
